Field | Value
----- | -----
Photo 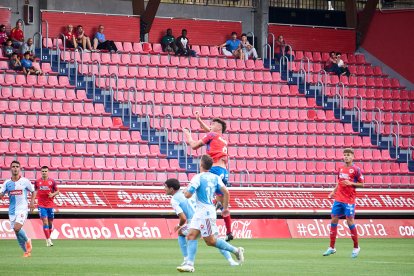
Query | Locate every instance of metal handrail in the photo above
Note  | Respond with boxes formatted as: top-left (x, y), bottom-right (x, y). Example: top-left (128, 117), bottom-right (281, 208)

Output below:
top-left (240, 169), bottom-right (250, 187)
top-left (159, 127), bottom-right (169, 158)
top-left (318, 69), bottom-right (328, 86)
top-left (144, 100), bottom-right (155, 127)
top-left (67, 58), bottom-right (78, 90)
top-left (144, 114), bottom-right (151, 141)
top-left (32, 32), bottom-right (43, 62)
top-left (128, 87), bottom-right (137, 128)
top-left (178, 141), bottom-right (188, 172)
top-left (388, 132), bottom-right (399, 158)
top-left (162, 114), bottom-right (174, 156)
top-left (285, 44), bottom-right (293, 64)
top-left (41, 20), bottom-right (49, 47)
top-left (268, 33), bottom-right (275, 58)
top-left (316, 81), bottom-right (325, 106)
top-left (122, 91), bottom-right (131, 122)
top-left (369, 120), bottom-right (380, 146)
top-left (353, 95), bottom-right (363, 110)
top-left (55, 33), bottom-right (66, 73)
top-left (297, 68), bottom-right (307, 95)
top-left (279, 55), bottom-right (289, 81)
top-left (90, 60), bottom-right (101, 86)
top-left (372, 107), bottom-right (383, 131)
top-left (333, 92), bottom-right (343, 120)
top-left (351, 106), bottom-right (361, 133)
top-left (391, 121), bottom-right (400, 151)
top-left (300, 57), bottom-right (311, 77)
top-left (262, 44), bottom-right (272, 68)
top-left (407, 146), bottom-right (414, 164)
top-left (246, 31), bottom-right (255, 48)
top-left (109, 73), bottom-right (118, 114)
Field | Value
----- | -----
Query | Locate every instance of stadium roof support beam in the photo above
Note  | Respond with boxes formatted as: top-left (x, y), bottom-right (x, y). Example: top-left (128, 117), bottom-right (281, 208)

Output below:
top-left (356, 0), bottom-right (379, 46)
top-left (345, 0), bottom-right (357, 29)
top-left (132, 0), bottom-right (161, 39)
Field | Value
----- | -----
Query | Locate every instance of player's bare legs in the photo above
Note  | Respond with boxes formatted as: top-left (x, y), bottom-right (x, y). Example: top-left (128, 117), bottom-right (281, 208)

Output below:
top-left (346, 217), bottom-right (360, 258)
top-left (14, 222), bottom-right (31, 257)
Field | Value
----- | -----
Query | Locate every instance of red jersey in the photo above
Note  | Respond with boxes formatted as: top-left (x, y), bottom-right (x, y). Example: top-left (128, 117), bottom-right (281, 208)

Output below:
top-left (10, 28), bottom-right (24, 42)
top-left (34, 178), bottom-right (58, 208)
top-left (335, 164), bottom-right (364, 204)
top-left (202, 132), bottom-right (228, 163)
top-left (64, 31), bottom-right (75, 41)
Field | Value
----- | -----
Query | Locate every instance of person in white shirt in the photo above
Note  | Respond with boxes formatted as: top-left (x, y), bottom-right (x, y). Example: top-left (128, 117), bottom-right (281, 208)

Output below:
top-left (175, 29), bottom-right (196, 57)
top-left (240, 33), bottom-right (258, 60)
top-left (0, 160), bottom-right (35, 257)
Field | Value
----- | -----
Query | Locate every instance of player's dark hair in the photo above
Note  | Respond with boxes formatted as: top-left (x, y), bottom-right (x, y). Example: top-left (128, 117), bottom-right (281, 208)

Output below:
top-left (241, 33), bottom-right (247, 37)
top-left (343, 148), bottom-right (354, 155)
top-left (165, 178), bottom-right (180, 191)
top-left (200, 155), bottom-right (213, 171)
top-left (231, 32), bottom-right (237, 36)
top-left (10, 160), bottom-right (20, 167)
top-left (212, 118), bottom-right (227, 133)
top-left (41, 166), bottom-right (49, 170)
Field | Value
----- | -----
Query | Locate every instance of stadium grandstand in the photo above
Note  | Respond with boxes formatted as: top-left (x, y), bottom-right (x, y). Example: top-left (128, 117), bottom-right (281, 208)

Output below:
top-left (0, 0), bottom-right (413, 273)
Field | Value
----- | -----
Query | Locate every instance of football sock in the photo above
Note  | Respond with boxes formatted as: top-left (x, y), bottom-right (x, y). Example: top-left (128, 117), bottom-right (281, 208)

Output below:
top-left (223, 215), bottom-right (232, 235)
top-left (186, 240), bottom-right (198, 265)
top-left (349, 224), bottom-right (359, 248)
top-left (178, 235), bottom-right (188, 258)
top-left (215, 238), bottom-right (237, 254)
top-left (15, 229), bottom-right (28, 252)
top-left (330, 223), bottom-right (338, 248)
top-left (43, 225), bottom-right (50, 239)
top-left (48, 220), bottom-right (54, 236)
top-left (219, 249), bottom-right (233, 261)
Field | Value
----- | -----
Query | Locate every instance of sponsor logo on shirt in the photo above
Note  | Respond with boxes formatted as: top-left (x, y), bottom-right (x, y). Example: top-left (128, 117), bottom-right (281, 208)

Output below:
top-left (339, 173), bottom-right (350, 179)
top-left (10, 190), bottom-right (23, 196)
top-left (39, 186), bottom-right (50, 191)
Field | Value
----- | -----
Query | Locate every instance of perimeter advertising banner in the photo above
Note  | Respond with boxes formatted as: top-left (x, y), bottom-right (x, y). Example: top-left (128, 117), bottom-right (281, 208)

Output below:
top-left (1, 187), bottom-right (413, 215)
top-left (1, 219), bottom-right (414, 240)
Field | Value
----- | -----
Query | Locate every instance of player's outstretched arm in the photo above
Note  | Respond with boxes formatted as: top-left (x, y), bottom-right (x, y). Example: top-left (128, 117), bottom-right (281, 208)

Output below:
top-left (195, 111), bottom-right (210, 133)
top-left (328, 183), bottom-right (338, 199)
top-left (183, 128), bottom-right (204, 150)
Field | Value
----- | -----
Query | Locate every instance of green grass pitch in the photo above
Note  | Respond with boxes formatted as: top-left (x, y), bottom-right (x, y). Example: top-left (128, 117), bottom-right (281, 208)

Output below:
top-left (1, 238), bottom-right (413, 275)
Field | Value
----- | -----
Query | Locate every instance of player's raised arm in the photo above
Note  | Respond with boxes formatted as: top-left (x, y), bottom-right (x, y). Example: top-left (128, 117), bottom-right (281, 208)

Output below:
top-left (195, 111), bottom-right (210, 133)
top-left (183, 128), bottom-right (204, 150)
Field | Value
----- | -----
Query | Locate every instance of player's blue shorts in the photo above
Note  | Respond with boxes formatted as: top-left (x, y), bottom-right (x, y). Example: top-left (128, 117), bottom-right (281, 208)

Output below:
top-left (331, 201), bottom-right (356, 218)
top-left (210, 166), bottom-right (230, 196)
top-left (38, 207), bottom-right (54, 219)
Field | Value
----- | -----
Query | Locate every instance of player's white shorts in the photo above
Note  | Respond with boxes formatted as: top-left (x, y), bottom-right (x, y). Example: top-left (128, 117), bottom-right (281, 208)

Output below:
top-left (189, 218), bottom-right (218, 237)
top-left (9, 211), bottom-right (28, 228)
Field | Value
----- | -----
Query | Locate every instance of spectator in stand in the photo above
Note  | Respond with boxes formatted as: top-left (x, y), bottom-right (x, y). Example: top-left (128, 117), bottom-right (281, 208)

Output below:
top-left (10, 20), bottom-right (24, 48)
top-left (21, 51), bottom-right (42, 76)
top-left (64, 25), bottom-right (78, 49)
top-left (175, 29), bottom-right (196, 57)
top-left (3, 39), bottom-right (15, 58)
top-left (218, 32), bottom-right (244, 60)
top-left (161, 28), bottom-right (177, 53)
top-left (325, 51), bottom-right (341, 75)
top-left (75, 25), bottom-right (93, 52)
top-left (274, 35), bottom-right (293, 61)
top-left (336, 52), bottom-right (350, 77)
top-left (0, 24), bottom-right (8, 46)
top-left (240, 33), bottom-right (258, 60)
top-left (93, 25), bottom-right (118, 53)
top-left (9, 53), bottom-right (23, 72)
top-left (20, 38), bottom-right (36, 60)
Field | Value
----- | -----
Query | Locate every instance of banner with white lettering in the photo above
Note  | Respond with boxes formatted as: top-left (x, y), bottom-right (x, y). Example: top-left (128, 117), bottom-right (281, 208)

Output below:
top-left (1, 187), bottom-right (413, 215)
top-left (1, 219), bottom-right (413, 239)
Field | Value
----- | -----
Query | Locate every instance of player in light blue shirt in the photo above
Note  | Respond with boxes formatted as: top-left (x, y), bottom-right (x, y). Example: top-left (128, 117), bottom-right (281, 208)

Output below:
top-left (176, 155), bottom-right (245, 273)
top-left (0, 160), bottom-right (35, 257)
top-left (164, 178), bottom-right (239, 268)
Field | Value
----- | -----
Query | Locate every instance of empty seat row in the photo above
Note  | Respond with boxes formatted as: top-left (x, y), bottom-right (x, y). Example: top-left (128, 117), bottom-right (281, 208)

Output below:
top-left (306, 73), bottom-right (401, 89)
top-left (80, 64), bottom-right (275, 82)
top-left (294, 51), bottom-right (368, 65)
top-left (0, 87), bottom-right (88, 102)
top-left (0, 74), bottom-right (73, 88)
top-left (0, 100), bottom-right (105, 115)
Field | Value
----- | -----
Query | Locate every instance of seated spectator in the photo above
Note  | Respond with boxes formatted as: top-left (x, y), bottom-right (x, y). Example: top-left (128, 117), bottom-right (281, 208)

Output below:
top-left (161, 28), bottom-right (177, 53)
top-left (175, 29), bottom-right (196, 57)
top-left (218, 32), bottom-right (244, 60)
top-left (0, 24), bottom-right (8, 46)
top-left (274, 35), bottom-right (293, 61)
top-left (324, 51), bottom-right (341, 75)
top-left (240, 33), bottom-right (258, 60)
top-left (20, 38), bottom-right (36, 60)
top-left (21, 51), bottom-right (42, 75)
top-left (9, 52), bottom-right (23, 71)
top-left (3, 39), bottom-right (15, 58)
top-left (93, 25), bottom-right (118, 53)
top-left (10, 20), bottom-right (24, 48)
top-left (336, 52), bottom-right (350, 77)
top-left (76, 25), bottom-right (93, 52)
top-left (64, 25), bottom-right (78, 49)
